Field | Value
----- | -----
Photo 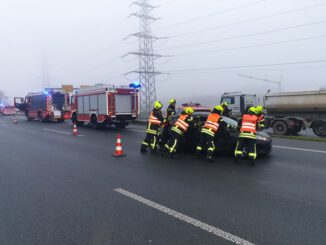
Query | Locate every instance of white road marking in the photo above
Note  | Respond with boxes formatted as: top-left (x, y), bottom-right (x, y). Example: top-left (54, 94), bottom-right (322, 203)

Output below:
top-left (43, 128), bottom-right (84, 137)
top-left (273, 145), bottom-right (326, 154)
top-left (114, 188), bottom-right (255, 245)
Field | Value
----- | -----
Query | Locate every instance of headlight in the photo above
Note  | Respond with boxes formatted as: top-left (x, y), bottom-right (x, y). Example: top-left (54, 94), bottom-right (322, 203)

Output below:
top-left (256, 134), bottom-right (271, 141)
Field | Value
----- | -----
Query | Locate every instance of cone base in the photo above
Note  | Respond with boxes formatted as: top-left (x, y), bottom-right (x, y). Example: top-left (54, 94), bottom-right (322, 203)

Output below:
top-left (112, 153), bottom-right (126, 157)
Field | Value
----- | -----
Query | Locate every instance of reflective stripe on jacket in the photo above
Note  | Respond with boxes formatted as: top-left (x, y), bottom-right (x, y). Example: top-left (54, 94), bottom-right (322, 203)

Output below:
top-left (174, 114), bottom-right (189, 132)
top-left (148, 112), bottom-right (161, 125)
top-left (240, 114), bottom-right (258, 134)
top-left (204, 113), bottom-right (220, 132)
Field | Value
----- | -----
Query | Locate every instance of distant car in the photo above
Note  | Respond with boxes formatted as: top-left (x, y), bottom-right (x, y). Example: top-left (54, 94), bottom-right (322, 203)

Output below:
top-left (2, 105), bottom-right (16, 116)
top-left (169, 103), bottom-right (272, 156)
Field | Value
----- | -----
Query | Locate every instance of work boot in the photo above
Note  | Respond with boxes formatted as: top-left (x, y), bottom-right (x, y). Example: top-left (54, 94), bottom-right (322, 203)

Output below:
top-left (249, 158), bottom-right (255, 166)
top-left (140, 145), bottom-right (148, 153)
top-left (150, 146), bottom-right (158, 154)
top-left (206, 155), bottom-right (215, 163)
top-left (195, 150), bottom-right (202, 159)
top-left (234, 156), bottom-right (241, 164)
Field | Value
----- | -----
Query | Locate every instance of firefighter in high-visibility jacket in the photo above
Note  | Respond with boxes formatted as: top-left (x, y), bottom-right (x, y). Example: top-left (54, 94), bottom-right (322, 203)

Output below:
top-left (196, 105), bottom-right (227, 162)
top-left (256, 105), bottom-right (265, 130)
top-left (165, 107), bottom-right (195, 157)
top-left (160, 98), bottom-right (176, 146)
top-left (234, 107), bottom-right (259, 165)
top-left (141, 101), bottom-right (164, 153)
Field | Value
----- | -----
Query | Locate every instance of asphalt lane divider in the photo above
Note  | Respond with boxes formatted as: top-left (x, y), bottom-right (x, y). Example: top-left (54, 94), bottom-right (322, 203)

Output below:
top-left (43, 128), bottom-right (84, 137)
top-left (273, 145), bottom-right (326, 154)
top-left (114, 188), bottom-right (255, 245)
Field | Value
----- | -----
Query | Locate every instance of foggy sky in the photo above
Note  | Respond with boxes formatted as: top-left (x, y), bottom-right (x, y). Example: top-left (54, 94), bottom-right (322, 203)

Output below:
top-left (1, 0), bottom-right (325, 106)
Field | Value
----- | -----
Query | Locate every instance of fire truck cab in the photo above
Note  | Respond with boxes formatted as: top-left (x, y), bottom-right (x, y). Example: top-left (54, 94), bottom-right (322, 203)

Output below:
top-left (14, 90), bottom-right (70, 122)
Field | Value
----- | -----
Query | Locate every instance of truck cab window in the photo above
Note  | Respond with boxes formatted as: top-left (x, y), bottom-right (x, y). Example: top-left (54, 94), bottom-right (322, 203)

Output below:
top-left (222, 97), bottom-right (234, 105)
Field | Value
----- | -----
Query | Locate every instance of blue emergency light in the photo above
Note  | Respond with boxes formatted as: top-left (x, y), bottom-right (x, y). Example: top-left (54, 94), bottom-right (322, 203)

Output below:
top-left (43, 91), bottom-right (49, 95)
top-left (129, 82), bottom-right (141, 89)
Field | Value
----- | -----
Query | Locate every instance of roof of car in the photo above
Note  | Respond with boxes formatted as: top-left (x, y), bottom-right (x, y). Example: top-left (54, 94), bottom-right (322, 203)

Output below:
top-left (178, 102), bottom-right (211, 111)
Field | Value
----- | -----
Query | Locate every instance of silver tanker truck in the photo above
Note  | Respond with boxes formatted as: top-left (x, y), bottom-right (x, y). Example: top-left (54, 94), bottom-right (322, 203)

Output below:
top-left (220, 91), bottom-right (326, 137)
top-left (263, 90), bottom-right (326, 137)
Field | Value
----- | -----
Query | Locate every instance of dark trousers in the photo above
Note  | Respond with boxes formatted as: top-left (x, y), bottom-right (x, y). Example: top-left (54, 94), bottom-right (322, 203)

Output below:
top-left (196, 132), bottom-right (215, 158)
top-left (160, 124), bottom-right (171, 146)
top-left (141, 132), bottom-right (158, 151)
top-left (166, 130), bottom-right (182, 154)
top-left (234, 137), bottom-right (257, 160)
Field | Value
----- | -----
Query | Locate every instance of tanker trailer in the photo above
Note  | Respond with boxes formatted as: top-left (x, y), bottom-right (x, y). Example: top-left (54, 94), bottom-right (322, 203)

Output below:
top-left (264, 90), bottom-right (326, 137)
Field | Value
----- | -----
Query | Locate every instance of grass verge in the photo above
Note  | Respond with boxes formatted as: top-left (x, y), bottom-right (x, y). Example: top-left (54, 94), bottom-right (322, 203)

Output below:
top-left (271, 134), bottom-right (326, 142)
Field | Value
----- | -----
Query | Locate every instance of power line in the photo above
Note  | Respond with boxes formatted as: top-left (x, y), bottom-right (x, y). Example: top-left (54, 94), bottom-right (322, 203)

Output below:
top-left (165, 59), bottom-right (326, 73)
top-left (169, 2), bottom-right (326, 38)
top-left (155, 0), bottom-right (267, 30)
top-left (173, 35), bottom-right (326, 56)
top-left (162, 20), bottom-right (326, 50)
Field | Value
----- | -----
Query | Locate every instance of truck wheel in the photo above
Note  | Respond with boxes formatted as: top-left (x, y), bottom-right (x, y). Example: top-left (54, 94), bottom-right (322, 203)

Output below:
top-left (289, 125), bottom-right (302, 136)
top-left (312, 122), bottom-right (326, 137)
top-left (38, 112), bottom-right (44, 123)
top-left (25, 112), bottom-right (32, 121)
top-left (91, 115), bottom-right (98, 129)
top-left (272, 121), bottom-right (288, 135)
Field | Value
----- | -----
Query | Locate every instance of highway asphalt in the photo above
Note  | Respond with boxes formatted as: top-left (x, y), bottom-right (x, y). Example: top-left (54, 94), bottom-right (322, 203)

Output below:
top-left (0, 115), bottom-right (325, 245)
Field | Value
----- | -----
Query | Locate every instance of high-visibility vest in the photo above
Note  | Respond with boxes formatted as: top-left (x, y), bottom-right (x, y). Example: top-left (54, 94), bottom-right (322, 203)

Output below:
top-left (174, 114), bottom-right (189, 132)
top-left (240, 114), bottom-right (258, 134)
top-left (204, 113), bottom-right (220, 132)
top-left (257, 114), bottom-right (265, 122)
top-left (148, 111), bottom-right (161, 125)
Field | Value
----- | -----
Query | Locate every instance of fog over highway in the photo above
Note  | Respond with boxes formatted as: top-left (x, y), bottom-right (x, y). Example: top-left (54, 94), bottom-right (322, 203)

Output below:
top-left (1, 0), bottom-right (326, 103)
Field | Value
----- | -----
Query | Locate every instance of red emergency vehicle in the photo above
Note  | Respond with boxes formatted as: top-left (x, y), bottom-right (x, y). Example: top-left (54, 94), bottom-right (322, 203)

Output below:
top-left (2, 105), bottom-right (16, 116)
top-left (14, 90), bottom-right (71, 122)
top-left (71, 84), bottom-right (139, 128)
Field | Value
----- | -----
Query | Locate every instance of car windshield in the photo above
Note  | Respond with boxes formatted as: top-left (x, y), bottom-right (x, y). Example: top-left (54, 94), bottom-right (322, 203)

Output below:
top-left (221, 116), bottom-right (238, 127)
top-left (193, 110), bottom-right (210, 116)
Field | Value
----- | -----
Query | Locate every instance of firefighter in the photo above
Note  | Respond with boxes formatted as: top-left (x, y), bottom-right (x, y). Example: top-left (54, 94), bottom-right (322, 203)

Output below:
top-left (140, 101), bottom-right (164, 153)
top-left (256, 105), bottom-right (265, 130)
top-left (196, 105), bottom-right (227, 162)
top-left (221, 102), bottom-right (232, 118)
top-left (164, 107), bottom-right (195, 158)
top-left (160, 98), bottom-right (177, 146)
top-left (234, 106), bottom-right (259, 166)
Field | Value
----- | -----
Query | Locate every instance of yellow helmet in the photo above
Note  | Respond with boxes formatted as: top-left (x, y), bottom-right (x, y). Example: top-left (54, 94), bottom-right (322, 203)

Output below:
top-left (221, 101), bottom-right (228, 107)
top-left (184, 107), bottom-right (194, 115)
top-left (169, 98), bottom-right (176, 105)
top-left (256, 105), bottom-right (263, 114)
top-left (154, 101), bottom-right (163, 110)
top-left (214, 105), bottom-right (224, 113)
top-left (248, 106), bottom-right (257, 114)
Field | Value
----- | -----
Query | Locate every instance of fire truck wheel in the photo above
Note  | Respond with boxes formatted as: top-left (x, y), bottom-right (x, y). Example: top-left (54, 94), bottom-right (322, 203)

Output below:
top-left (91, 115), bottom-right (98, 129)
top-left (38, 112), bottom-right (44, 123)
top-left (25, 112), bottom-right (32, 121)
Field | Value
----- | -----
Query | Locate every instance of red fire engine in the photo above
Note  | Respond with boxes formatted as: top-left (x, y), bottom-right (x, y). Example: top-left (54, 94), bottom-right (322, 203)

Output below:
top-left (71, 84), bottom-right (139, 128)
top-left (14, 90), bottom-right (71, 122)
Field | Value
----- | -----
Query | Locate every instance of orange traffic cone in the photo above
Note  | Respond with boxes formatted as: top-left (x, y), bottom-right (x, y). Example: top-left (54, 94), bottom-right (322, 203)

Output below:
top-left (72, 123), bottom-right (78, 136)
top-left (13, 117), bottom-right (18, 124)
top-left (112, 133), bottom-right (126, 157)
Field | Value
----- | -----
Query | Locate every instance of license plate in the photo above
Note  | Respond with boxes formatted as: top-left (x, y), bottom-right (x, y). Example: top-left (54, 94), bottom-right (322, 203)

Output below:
top-left (54, 111), bottom-right (61, 117)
